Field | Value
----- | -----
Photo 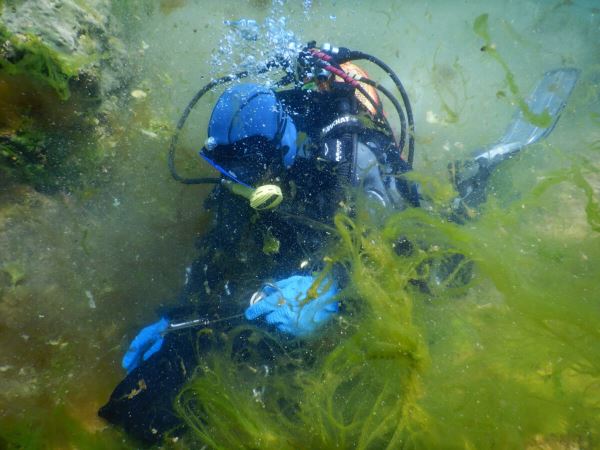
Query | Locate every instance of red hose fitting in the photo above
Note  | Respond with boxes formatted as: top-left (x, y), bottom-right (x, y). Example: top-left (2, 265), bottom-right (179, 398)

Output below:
top-left (323, 64), bottom-right (360, 87)
top-left (309, 48), bottom-right (360, 87)
top-left (309, 48), bottom-right (333, 62)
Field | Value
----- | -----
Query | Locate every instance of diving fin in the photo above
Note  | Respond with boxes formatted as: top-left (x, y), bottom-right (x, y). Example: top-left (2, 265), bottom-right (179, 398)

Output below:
top-left (474, 67), bottom-right (580, 165)
top-left (450, 67), bottom-right (579, 211)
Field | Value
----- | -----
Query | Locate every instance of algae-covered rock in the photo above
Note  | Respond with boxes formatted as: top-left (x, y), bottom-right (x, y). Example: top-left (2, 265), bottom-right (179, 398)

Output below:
top-left (1, 0), bottom-right (126, 99)
top-left (0, 0), bottom-right (128, 189)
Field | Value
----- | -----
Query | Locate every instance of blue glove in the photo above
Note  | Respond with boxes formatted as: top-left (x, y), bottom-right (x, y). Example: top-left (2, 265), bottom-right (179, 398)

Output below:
top-left (122, 317), bottom-right (169, 373)
top-left (245, 275), bottom-right (339, 337)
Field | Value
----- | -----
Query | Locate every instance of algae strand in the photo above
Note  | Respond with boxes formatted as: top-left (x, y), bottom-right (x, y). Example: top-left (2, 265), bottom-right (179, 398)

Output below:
top-left (473, 14), bottom-right (553, 128)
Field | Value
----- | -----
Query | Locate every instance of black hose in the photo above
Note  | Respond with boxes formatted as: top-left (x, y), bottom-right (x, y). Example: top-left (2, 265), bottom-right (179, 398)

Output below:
top-left (352, 81), bottom-right (395, 138)
top-left (168, 76), bottom-right (237, 184)
top-left (343, 51), bottom-right (415, 168)
top-left (358, 77), bottom-right (407, 155)
top-left (168, 60), bottom-right (283, 184)
top-left (311, 54), bottom-right (395, 138)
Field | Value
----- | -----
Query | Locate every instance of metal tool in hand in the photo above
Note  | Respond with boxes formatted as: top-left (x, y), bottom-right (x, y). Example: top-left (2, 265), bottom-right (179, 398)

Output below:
top-left (161, 313), bottom-right (244, 336)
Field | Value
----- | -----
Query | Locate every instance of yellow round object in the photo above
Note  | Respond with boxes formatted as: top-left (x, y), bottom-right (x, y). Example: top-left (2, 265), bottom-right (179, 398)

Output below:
top-left (250, 184), bottom-right (283, 210)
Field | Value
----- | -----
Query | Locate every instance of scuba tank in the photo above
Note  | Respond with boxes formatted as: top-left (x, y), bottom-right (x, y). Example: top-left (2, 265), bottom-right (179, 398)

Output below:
top-left (167, 41), bottom-right (418, 208)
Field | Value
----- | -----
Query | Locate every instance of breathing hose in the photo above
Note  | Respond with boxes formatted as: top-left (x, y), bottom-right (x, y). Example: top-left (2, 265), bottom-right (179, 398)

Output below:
top-left (168, 74), bottom-right (238, 185)
top-left (356, 77), bottom-right (408, 156)
top-left (342, 50), bottom-right (415, 168)
top-left (168, 61), bottom-right (284, 184)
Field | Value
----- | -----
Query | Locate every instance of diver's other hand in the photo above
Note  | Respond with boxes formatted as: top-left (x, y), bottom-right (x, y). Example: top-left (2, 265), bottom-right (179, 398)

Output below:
top-left (245, 275), bottom-right (339, 337)
top-left (122, 317), bottom-right (169, 373)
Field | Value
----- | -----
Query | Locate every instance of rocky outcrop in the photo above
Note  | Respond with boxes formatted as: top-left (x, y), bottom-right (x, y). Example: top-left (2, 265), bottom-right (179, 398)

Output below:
top-left (0, 0), bottom-right (129, 189)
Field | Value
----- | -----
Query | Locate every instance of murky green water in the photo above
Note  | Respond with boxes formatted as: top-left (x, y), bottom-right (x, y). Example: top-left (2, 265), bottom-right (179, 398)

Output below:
top-left (1, 0), bottom-right (599, 448)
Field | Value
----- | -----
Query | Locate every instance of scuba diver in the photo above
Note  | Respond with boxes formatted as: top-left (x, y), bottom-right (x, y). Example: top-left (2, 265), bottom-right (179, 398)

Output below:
top-left (98, 42), bottom-right (578, 444)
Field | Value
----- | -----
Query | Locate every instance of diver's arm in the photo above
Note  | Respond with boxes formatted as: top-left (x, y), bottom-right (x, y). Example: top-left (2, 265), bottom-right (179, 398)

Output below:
top-left (175, 185), bottom-right (251, 306)
top-left (121, 184), bottom-right (252, 372)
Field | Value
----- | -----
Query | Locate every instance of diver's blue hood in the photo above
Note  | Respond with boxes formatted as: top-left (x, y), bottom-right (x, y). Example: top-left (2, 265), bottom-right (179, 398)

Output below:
top-left (207, 83), bottom-right (297, 168)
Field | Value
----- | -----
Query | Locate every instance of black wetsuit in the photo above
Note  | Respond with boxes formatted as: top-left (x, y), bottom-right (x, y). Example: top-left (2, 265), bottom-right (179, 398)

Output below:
top-left (98, 84), bottom-right (416, 444)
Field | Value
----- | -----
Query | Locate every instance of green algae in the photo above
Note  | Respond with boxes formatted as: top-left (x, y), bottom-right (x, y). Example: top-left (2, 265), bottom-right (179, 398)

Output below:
top-left (0, 261), bottom-right (26, 286)
top-left (473, 14), bottom-right (553, 128)
top-left (173, 146), bottom-right (600, 448)
top-left (0, 129), bottom-right (47, 184)
top-left (431, 50), bottom-right (468, 125)
top-left (262, 229), bottom-right (280, 255)
top-left (0, 406), bottom-right (131, 450)
top-left (0, 123), bottom-right (109, 191)
top-left (0, 25), bottom-right (80, 101)
top-left (0, 22), bottom-right (110, 190)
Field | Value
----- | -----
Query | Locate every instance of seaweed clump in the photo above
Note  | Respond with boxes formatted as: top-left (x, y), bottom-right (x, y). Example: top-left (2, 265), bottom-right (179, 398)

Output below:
top-left (0, 0), bottom-right (129, 190)
top-left (473, 13), bottom-right (552, 128)
top-left (173, 146), bottom-right (600, 448)
top-left (0, 23), bottom-right (84, 188)
top-left (0, 24), bottom-right (80, 100)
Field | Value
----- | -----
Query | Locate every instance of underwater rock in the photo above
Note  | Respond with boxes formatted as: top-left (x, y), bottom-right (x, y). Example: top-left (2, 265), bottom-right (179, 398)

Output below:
top-left (1, 0), bottom-right (127, 98)
top-left (0, 0), bottom-right (129, 189)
